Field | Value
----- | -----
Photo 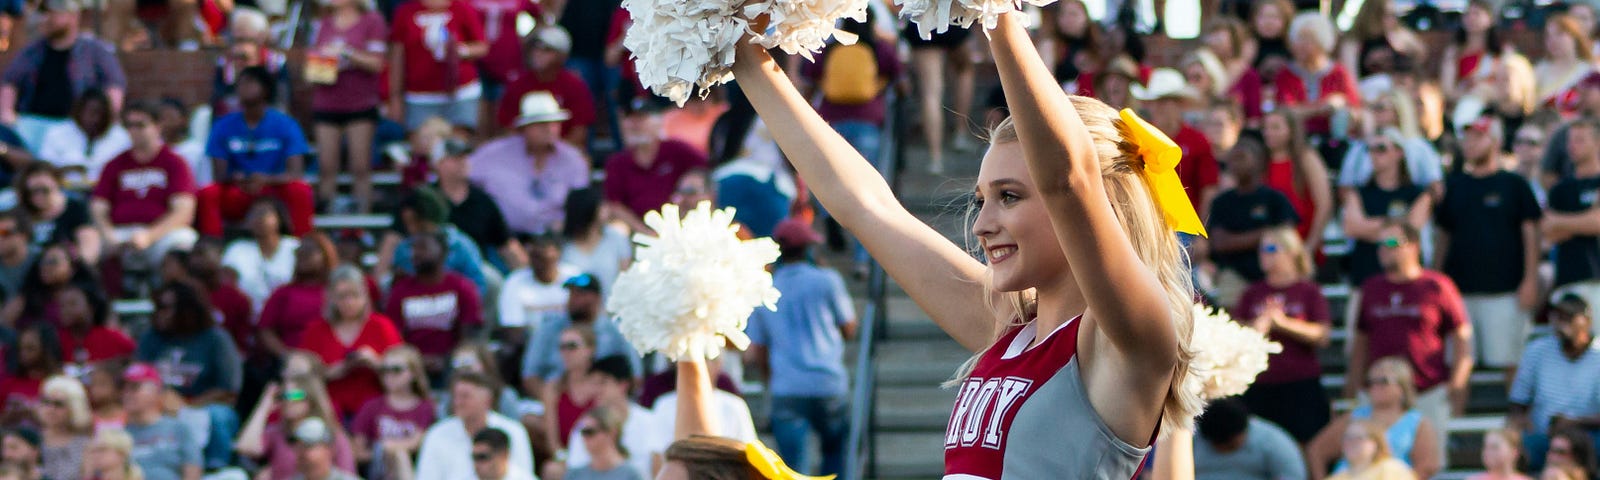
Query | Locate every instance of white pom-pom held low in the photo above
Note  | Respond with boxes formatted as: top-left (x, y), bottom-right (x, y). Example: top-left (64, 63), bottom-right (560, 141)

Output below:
top-left (1185, 303), bottom-right (1284, 401)
top-left (606, 202), bottom-right (782, 361)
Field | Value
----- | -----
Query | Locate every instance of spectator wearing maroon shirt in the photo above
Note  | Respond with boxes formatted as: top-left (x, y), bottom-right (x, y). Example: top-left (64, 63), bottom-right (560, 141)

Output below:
top-left (0, 324), bottom-right (62, 423)
top-left (1348, 221), bottom-right (1473, 465)
top-left (54, 283), bottom-right (132, 374)
top-left (603, 99), bottom-right (708, 234)
top-left (496, 26), bottom-right (595, 146)
top-left (257, 233), bottom-right (338, 364)
top-left (387, 0), bottom-right (488, 131)
top-left (300, 266), bottom-right (403, 417)
top-left (1131, 69), bottom-right (1219, 220)
top-left (1233, 226), bottom-right (1332, 445)
top-left (1274, 13), bottom-right (1360, 140)
top-left (309, 0), bottom-right (389, 213)
top-left (90, 101), bottom-right (198, 289)
top-left (384, 232), bottom-right (481, 384)
top-left (350, 345), bottom-right (435, 477)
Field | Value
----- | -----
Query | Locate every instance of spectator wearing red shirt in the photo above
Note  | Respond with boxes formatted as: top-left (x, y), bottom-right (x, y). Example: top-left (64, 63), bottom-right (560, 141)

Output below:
top-left (466, 0), bottom-right (539, 106)
top-left (1130, 69), bottom-right (1220, 220)
top-left (388, 0), bottom-right (488, 131)
top-left (1349, 221), bottom-right (1473, 464)
top-left (603, 99), bottom-right (708, 233)
top-left (258, 233), bottom-right (338, 362)
top-left (384, 232), bottom-right (481, 384)
top-left (1262, 109), bottom-right (1334, 255)
top-left (1232, 227), bottom-right (1332, 444)
top-left (350, 345), bottom-right (436, 473)
top-left (1274, 13), bottom-right (1360, 139)
top-left (301, 266), bottom-right (403, 417)
top-left (90, 101), bottom-right (198, 289)
top-left (308, 0), bottom-right (389, 213)
top-left (496, 26), bottom-right (596, 146)
top-left (55, 284), bottom-right (133, 373)
top-left (0, 324), bottom-right (62, 421)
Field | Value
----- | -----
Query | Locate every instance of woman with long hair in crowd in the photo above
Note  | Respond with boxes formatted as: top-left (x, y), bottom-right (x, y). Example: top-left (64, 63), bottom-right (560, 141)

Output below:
top-left (3, 243), bottom-right (104, 328)
top-left (1471, 428), bottom-right (1532, 480)
top-left (1328, 420), bottom-right (1418, 480)
top-left (542, 326), bottom-right (598, 457)
top-left (80, 428), bottom-right (141, 480)
top-left (134, 280), bottom-right (243, 471)
top-left (1337, 0), bottom-right (1423, 81)
top-left (351, 345), bottom-right (434, 479)
top-left (1341, 127), bottom-right (1433, 287)
top-left (308, 0), bottom-right (387, 213)
top-left (55, 283), bottom-right (133, 372)
top-left (728, 4), bottom-right (1201, 475)
top-left (1536, 14), bottom-right (1597, 120)
top-left (564, 405), bottom-right (644, 480)
top-left (14, 164), bottom-right (99, 262)
top-left (1040, 0), bottom-right (1099, 89)
top-left (37, 375), bottom-right (92, 480)
top-left (1441, 0), bottom-right (1505, 100)
top-left (1308, 357), bottom-right (1439, 480)
top-left (438, 342), bottom-right (520, 419)
top-left (1339, 90), bottom-right (1441, 195)
top-left (1542, 427), bottom-right (1599, 480)
top-left (299, 265), bottom-right (402, 417)
top-left (235, 350), bottom-right (355, 478)
top-left (1262, 108), bottom-right (1334, 255)
top-left (256, 232), bottom-right (337, 365)
top-left (221, 197), bottom-right (301, 312)
top-left (0, 324), bottom-right (63, 419)
top-left (1250, 0), bottom-right (1295, 73)
top-left (1234, 226), bottom-right (1332, 445)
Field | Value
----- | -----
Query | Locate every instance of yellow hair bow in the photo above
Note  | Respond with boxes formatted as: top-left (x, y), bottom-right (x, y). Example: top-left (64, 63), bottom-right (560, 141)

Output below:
top-left (1118, 108), bottom-right (1208, 238)
top-left (744, 441), bottom-right (836, 480)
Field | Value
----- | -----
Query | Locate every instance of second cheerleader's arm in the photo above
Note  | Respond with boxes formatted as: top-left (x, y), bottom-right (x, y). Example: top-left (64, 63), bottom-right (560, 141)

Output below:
top-left (732, 23), bottom-right (1008, 352)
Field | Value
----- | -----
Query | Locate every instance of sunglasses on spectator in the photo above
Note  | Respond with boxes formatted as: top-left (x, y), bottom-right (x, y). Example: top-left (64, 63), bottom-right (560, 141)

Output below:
top-left (380, 365), bottom-right (407, 375)
top-left (1380, 237), bottom-right (1407, 249)
top-left (1260, 244), bottom-right (1280, 254)
top-left (279, 389), bottom-right (307, 402)
top-left (1516, 137), bottom-right (1543, 147)
top-left (1551, 446), bottom-right (1573, 455)
top-left (580, 427), bottom-right (602, 437)
top-left (1366, 376), bottom-right (1399, 387)
top-left (472, 451), bottom-right (494, 462)
top-left (1369, 143), bottom-right (1397, 153)
top-left (40, 397), bottom-right (67, 408)
top-left (559, 341), bottom-right (584, 351)
top-left (26, 187), bottom-right (51, 197)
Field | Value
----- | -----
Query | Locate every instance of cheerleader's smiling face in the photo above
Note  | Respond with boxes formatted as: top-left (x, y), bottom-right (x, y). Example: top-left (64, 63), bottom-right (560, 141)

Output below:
top-left (972, 142), bottom-right (1070, 293)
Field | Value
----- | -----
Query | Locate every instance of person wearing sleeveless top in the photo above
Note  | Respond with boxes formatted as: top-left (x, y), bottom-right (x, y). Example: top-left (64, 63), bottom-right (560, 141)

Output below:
top-left (726, 10), bottom-right (1205, 479)
top-left (1307, 357), bottom-right (1440, 480)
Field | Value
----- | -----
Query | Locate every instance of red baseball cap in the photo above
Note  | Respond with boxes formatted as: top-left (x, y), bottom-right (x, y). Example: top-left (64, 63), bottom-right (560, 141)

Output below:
top-left (771, 218), bottom-right (824, 249)
top-left (123, 363), bottom-right (162, 385)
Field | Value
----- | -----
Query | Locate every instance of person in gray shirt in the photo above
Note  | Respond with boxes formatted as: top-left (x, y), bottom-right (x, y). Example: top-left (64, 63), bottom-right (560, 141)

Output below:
top-left (1193, 397), bottom-right (1308, 480)
top-left (121, 363), bottom-right (202, 480)
top-left (0, 210), bottom-right (36, 298)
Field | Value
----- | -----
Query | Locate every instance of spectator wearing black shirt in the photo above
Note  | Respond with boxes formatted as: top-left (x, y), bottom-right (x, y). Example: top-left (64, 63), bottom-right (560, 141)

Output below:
top-left (15, 163), bottom-right (98, 262)
top-left (555, 0), bottom-right (624, 153)
top-left (1437, 117), bottom-right (1543, 370)
top-left (423, 138), bottom-right (521, 272)
top-left (1544, 117), bottom-right (1600, 337)
top-left (1205, 137), bottom-right (1300, 308)
top-left (1341, 127), bottom-right (1431, 287)
top-left (0, 0), bottom-right (125, 151)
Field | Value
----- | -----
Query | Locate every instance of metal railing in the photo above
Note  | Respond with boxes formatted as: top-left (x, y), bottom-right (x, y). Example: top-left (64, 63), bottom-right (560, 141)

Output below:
top-left (842, 89), bottom-right (903, 480)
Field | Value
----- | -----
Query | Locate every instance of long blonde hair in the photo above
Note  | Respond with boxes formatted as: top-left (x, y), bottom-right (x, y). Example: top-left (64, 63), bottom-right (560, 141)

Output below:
top-left (83, 429), bottom-right (144, 480)
top-left (42, 375), bottom-right (93, 435)
top-left (955, 96), bottom-right (1202, 433)
top-left (1262, 226), bottom-right (1313, 279)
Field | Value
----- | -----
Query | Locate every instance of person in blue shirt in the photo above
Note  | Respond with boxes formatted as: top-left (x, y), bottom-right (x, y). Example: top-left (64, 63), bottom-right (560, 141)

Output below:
top-left (518, 272), bottom-right (641, 399)
top-left (196, 66), bottom-right (315, 237)
top-left (385, 186), bottom-right (489, 294)
top-left (745, 218), bottom-right (857, 477)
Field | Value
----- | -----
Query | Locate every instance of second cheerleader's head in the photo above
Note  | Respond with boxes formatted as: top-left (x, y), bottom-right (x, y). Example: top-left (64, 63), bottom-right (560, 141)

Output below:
top-left (970, 97), bottom-right (1199, 429)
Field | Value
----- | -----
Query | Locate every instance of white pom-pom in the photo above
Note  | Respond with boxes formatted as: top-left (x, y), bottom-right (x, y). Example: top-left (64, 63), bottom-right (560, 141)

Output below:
top-left (896, 0), bottom-right (1057, 39)
top-left (1185, 304), bottom-right (1283, 400)
top-left (606, 202), bottom-right (782, 361)
top-left (622, 0), bottom-right (870, 105)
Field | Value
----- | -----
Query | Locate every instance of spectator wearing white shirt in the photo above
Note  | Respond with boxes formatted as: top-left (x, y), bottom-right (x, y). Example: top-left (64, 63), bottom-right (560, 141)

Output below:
top-left (645, 355), bottom-right (757, 469)
top-left (498, 233), bottom-right (576, 339)
top-left (221, 198), bottom-right (300, 311)
top-left (564, 356), bottom-right (657, 479)
top-left (416, 372), bottom-right (534, 480)
top-left (1511, 294), bottom-right (1600, 471)
top-left (36, 89), bottom-right (129, 186)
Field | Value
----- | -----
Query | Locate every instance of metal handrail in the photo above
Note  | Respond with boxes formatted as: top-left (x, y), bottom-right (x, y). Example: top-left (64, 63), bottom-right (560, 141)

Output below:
top-left (842, 89), bottom-right (901, 480)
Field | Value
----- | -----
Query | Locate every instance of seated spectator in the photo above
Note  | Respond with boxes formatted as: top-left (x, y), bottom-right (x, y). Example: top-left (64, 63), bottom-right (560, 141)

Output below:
top-left (1544, 118), bottom-right (1600, 327)
top-left (301, 266), bottom-right (402, 416)
top-left (289, 417), bottom-right (362, 480)
top-left (380, 187), bottom-right (489, 294)
top-left (1511, 295), bottom-right (1600, 471)
top-left (711, 121), bottom-right (800, 238)
top-left (85, 364), bottom-right (124, 433)
top-left (121, 363), bottom-right (203, 480)
top-left (210, 9), bottom-right (290, 116)
top-left (519, 273), bottom-right (639, 400)
top-left (0, 0), bottom-right (126, 150)
top-left (1327, 421), bottom-right (1417, 480)
top-left (540, 326), bottom-right (596, 457)
top-left (472, 428), bottom-right (539, 480)
top-left (16, 163), bottom-right (99, 261)
top-left (1340, 128), bottom-right (1432, 287)
top-left (235, 352), bottom-right (355, 479)
top-left (1234, 226), bottom-right (1331, 446)
top-left (81, 428), bottom-right (140, 480)
top-left (155, 100), bottom-right (209, 186)
top-left (1191, 397), bottom-right (1307, 480)
top-left (434, 342), bottom-right (521, 420)
top-left (1204, 138), bottom-right (1299, 308)
top-left (1541, 427), bottom-right (1599, 480)
top-left (388, 0), bottom-right (487, 131)
top-left (384, 232), bottom-right (481, 381)
top-left (603, 98), bottom-right (708, 233)
top-left (1274, 13), bottom-right (1359, 143)
top-left (257, 234), bottom-right (337, 360)
top-left (0, 324), bottom-right (62, 422)
top-left (415, 373), bottom-right (533, 479)
top-left (198, 66), bottom-right (315, 237)
top-left (37, 90), bottom-right (129, 187)
top-left (424, 138), bottom-right (519, 271)
top-left (308, 0), bottom-right (387, 213)
top-left (184, 238), bottom-right (254, 356)
top-left (0, 428), bottom-right (41, 480)
top-left (0, 210), bottom-right (35, 297)
top-left (1310, 357), bottom-right (1440, 479)
top-left (497, 232), bottom-right (574, 365)
top-left (564, 356), bottom-right (653, 479)
top-left (558, 190), bottom-right (632, 294)
top-left (134, 281), bottom-right (242, 470)
top-left (2, 242), bottom-right (101, 327)
top-left (350, 345), bottom-right (435, 478)
top-left (397, 117), bottom-right (453, 190)
top-left (497, 27), bottom-right (594, 145)
top-left (55, 283), bottom-right (134, 371)
top-left (1469, 428), bottom-right (1533, 480)
top-left (1336, 91), bottom-right (1441, 196)
top-left (469, 92), bottom-right (589, 236)
top-left (90, 101), bottom-right (199, 282)
top-left (221, 198), bottom-right (299, 311)
top-left (37, 375), bottom-right (90, 480)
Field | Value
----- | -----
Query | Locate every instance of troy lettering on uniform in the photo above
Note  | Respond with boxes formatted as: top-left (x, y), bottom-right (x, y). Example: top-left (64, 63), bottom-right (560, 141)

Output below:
top-left (119, 168), bottom-right (169, 198)
top-left (945, 376), bottom-right (1034, 450)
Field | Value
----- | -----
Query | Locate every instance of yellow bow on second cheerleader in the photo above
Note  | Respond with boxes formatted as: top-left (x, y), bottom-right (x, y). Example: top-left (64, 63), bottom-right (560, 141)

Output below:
top-left (1118, 108), bottom-right (1208, 238)
top-left (744, 441), bottom-right (836, 480)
